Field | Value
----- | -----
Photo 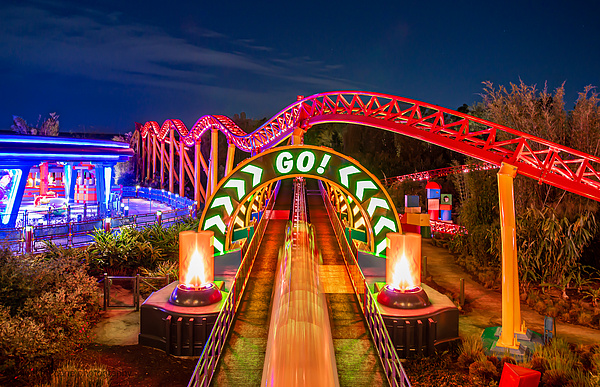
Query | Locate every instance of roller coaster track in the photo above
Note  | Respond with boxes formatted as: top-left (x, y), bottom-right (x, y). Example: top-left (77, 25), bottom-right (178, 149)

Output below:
top-left (140, 91), bottom-right (600, 202)
top-left (382, 162), bottom-right (497, 185)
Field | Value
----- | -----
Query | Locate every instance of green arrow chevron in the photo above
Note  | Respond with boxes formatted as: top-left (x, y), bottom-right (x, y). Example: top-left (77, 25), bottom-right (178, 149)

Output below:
top-left (241, 165), bottom-right (263, 187)
top-left (204, 215), bottom-right (227, 234)
top-left (375, 239), bottom-right (387, 256)
top-left (356, 180), bottom-right (377, 201)
top-left (374, 216), bottom-right (397, 235)
top-left (339, 166), bottom-right (360, 188)
top-left (210, 196), bottom-right (234, 215)
top-left (224, 178), bottom-right (246, 200)
top-left (366, 197), bottom-right (390, 217)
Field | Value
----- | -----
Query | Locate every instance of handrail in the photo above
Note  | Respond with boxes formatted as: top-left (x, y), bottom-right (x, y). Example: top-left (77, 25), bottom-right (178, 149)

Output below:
top-left (187, 180), bottom-right (281, 387)
top-left (319, 181), bottom-right (411, 387)
top-left (3, 186), bottom-right (195, 255)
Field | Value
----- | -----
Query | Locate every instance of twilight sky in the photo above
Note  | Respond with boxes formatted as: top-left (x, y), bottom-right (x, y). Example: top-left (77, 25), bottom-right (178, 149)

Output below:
top-left (1, 0), bottom-right (599, 134)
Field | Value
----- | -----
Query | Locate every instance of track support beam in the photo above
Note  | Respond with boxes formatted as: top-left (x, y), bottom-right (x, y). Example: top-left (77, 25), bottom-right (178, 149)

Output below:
top-left (496, 162), bottom-right (525, 349)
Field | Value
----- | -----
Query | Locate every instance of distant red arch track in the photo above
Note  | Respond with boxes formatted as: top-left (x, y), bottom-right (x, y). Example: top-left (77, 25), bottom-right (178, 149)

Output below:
top-left (140, 91), bottom-right (600, 202)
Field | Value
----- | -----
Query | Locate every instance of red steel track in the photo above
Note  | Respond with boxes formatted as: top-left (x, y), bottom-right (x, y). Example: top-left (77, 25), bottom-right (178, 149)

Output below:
top-left (140, 91), bottom-right (600, 202)
top-left (382, 163), bottom-right (497, 185)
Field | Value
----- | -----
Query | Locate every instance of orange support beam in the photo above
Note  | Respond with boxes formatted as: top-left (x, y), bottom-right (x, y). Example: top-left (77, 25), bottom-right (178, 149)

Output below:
top-left (496, 162), bottom-right (524, 349)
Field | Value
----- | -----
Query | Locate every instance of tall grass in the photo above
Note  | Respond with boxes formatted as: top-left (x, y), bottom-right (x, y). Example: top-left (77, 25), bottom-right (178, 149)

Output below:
top-left (36, 362), bottom-right (110, 387)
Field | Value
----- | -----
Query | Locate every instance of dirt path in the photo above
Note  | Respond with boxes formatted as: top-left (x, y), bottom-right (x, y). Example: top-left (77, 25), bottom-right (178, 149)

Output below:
top-left (422, 240), bottom-right (600, 345)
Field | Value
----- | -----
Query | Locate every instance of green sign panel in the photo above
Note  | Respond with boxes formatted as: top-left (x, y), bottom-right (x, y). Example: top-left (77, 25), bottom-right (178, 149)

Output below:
top-left (199, 145), bottom-right (400, 255)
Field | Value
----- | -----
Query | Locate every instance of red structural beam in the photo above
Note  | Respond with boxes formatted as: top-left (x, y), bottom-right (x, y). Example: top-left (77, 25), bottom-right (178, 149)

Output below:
top-left (140, 91), bottom-right (600, 202)
top-left (382, 163), bottom-right (497, 185)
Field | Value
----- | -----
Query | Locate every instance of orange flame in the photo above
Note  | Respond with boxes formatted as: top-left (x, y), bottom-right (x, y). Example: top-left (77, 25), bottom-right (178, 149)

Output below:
top-left (392, 254), bottom-right (416, 290)
top-left (184, 248), bottom-right (206, 287)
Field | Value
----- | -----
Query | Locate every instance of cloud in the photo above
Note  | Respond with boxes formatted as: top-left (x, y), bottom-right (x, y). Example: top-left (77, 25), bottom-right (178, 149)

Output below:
top-left (0, 2), bottom-right (358, 95)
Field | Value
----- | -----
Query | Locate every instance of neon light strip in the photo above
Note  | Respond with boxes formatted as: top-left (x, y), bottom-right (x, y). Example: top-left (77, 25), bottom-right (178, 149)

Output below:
top-left (1, 137), bottom-right (129, 148)
top-left (1, 169), bottom-right (22, 225)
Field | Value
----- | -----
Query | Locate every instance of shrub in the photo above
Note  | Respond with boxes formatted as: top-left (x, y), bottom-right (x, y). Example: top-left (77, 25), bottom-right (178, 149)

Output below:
top-left (457, 335), bottom-right (484, 369)
top-left (0, 250), bottom-right (100, 381)
top-left (542, 369), bottom-right (570, 387)
top-left (532, 338), bottom-right (598, 386)
top-left (469, 354), bottom-right (499, 385)
top-left (139, 261), bottom-right (179, 297)
top-left (527, 354), bottom-right (549, 373)
top-left (578, 312), bottom-right (593, 325)
top-left (35, 361), bottom-right (110, 387)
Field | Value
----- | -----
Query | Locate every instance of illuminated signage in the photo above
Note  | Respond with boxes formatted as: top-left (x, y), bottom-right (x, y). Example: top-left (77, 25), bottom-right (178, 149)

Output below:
top-left (200, 145), bottom-right (400, 255)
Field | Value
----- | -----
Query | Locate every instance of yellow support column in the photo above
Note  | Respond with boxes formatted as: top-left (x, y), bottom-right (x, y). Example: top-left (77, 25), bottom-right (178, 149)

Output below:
top-left (291, 127), bottom-right (304, 145)
top-left (496, 162), bottom-right (523, 349)
top-left (225, 141), bottom-right (235, 176)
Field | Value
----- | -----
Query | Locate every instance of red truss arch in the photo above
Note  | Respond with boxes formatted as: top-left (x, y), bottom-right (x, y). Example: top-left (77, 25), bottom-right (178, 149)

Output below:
top-left (140, 91), bottom-right (600, 201)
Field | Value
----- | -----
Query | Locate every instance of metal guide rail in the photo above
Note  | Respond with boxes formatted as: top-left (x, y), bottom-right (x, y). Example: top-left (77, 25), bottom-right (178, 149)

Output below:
top-left (187, 181), bottom-right (280, 387)
top-left (1, 186), bottom-right (193, 255)
top-left (319, 181), bottom-right (412, 387)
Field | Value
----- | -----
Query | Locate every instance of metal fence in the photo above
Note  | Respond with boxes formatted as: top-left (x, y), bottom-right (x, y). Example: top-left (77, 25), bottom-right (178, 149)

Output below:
top-left (319, 181), bottom-right (412, 387)
top-left (99, 273), bottom-right (172, 311)
top-left (187, 181), bottom-right (281, 387)
top-left (0, 186), bottom-right (196, 255)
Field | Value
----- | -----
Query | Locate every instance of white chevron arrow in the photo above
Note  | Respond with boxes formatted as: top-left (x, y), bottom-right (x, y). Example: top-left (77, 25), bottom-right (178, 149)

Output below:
top-left (204, 215), bottom-right (227, 234)
top-left (374, 216), bottom-right (397, 235)
top-left (339, 166), bottom-right (360, 187)
top-left (213, 237), bottom-right (224, 254)
top-left (366, 197), bottom-right (390, 217)
top-left (224, 178), bottom-right (246, 200)
top-left (241, 165), bottom-right (263, 187)
top-left (211, 196), bottom-right (234, 215)
top-left (375, 239), bottom-right (388, 256)
top-left (355, 180), bottom-right (377, 201)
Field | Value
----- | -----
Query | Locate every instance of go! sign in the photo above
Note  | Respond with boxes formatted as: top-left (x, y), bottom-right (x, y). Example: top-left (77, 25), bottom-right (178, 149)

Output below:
top-left (200, 145), bottom-right (400, 255)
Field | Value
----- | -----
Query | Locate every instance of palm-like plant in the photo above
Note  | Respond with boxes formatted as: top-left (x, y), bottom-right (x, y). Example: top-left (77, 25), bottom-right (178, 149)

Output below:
top-left (517, 208), bottom-right (596, 297)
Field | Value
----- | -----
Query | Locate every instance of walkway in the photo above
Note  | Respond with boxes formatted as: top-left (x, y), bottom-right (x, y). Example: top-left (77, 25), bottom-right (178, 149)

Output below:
top-left (422, 241), bottom-right (600, 346)
top-left (307, 179), bottom-right (389, 387)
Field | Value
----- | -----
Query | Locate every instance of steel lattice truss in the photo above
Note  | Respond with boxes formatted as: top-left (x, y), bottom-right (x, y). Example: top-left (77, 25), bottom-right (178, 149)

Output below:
top-left (383, 163), bottom-right (497, 185)
top-left (140, 91), bottom-right (600, 201)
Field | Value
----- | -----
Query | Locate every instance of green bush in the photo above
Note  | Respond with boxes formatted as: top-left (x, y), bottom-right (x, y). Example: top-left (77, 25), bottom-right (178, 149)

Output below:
top-left (87, 217), bottom-right (200, 275)
top-left (0, 249), bottom-right (100, 381)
